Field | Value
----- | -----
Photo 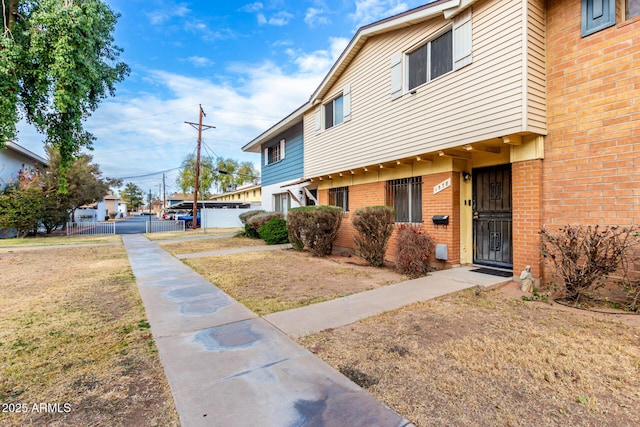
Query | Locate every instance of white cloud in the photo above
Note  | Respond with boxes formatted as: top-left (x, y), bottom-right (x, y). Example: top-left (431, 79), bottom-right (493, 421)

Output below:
top-left (257, 11), bottom-right (294, 26)
top-left (146, 3), bottom-right (190, 25)
top-left (289, 37), bottom-right (349, 73)
top-left (185, 21), bottom-right (236, 42)
top-left (186, 56), bottom-right (214, 68)
top-left (349, 0), bottom-right (410, 28)
top-left (68, 49), bottom-right (336, 192)
top-left (305, 7), bottom-right (330, 27)
top-left (240, 2), bottom-right (264, 13)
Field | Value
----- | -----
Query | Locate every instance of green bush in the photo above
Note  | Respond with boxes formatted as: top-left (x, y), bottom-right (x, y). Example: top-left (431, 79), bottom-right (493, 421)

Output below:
top-left (352, 206), bottom-right (395, 267)
top-left (286, 206), bottom-right (343, 256)
top-left (258, 218), bottom-right (289, 245)
top-left (247, 211), bottom-right (284, 237)
top-left (394, 225), bottom-right (435, 278)
top-left (239, 209), bottom-right (265, 225)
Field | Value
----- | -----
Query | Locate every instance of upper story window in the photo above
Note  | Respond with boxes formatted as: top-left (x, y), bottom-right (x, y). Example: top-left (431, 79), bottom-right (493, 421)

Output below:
top-left (315, 84), bottom-right (351, 133)
top-left (407, 29), bottom-right (453, 91)
top-left (325, 94), bottom-right (344, 129)
top-left (627, 0), bottom-right (640, 19)
top-left (264, 139), bottom-right (285, 165)
top-left (390, 8), bottom-right (472, 100)
top-left (328, 186), bottom-right (349, 212)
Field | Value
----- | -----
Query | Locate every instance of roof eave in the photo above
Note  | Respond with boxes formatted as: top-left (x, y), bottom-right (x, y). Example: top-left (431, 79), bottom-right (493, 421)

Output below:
top-left (242, 102), bottom-right (311, 153)
top-left (310, 0), bottom-right (461, 103)
top-left (5, 141), bottom-right (49, 166)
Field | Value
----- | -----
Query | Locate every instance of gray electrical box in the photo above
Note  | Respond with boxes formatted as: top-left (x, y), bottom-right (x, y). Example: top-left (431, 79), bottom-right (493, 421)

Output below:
top-left (435, 244), bottom-right (448, 261)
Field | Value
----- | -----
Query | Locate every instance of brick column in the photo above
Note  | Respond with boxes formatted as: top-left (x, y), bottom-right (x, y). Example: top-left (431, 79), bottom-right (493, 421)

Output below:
top-left (512, 159), bottom-right (542, 278)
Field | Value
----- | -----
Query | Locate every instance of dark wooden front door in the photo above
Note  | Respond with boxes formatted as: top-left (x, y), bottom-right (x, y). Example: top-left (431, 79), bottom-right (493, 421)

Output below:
top-left (473, 165), bottom-right (513, 269)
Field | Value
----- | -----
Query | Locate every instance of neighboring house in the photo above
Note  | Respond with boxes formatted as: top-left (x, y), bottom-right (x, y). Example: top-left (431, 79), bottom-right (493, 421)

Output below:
top-left (104, 193), bottom-right (124, 218)
top-left (0, 142), bottom-right (48, 238)
top-left (167, 193), bottom-right (193, 208)
top-left (0, 141), bottom-right (47, 190)
top-left (245, 0), bottom-right (640, 280)
top-left (210, 183), bottom-right (263, 206)
top-left (243, 103), bottom-right (317, 215)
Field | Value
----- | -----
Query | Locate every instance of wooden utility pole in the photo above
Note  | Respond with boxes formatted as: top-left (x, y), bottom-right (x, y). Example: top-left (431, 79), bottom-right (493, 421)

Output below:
top-left (185, 105), bottom-right (215, 230)
top-left (162, 173), bottom-right (166, 211)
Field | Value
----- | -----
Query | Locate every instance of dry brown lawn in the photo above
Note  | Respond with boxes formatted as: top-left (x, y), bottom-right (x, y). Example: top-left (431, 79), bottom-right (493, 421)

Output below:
top-left (159, 235), bottom-right (266, 255)
top-left (299, 283), bottom-right (640, 427)
top-left (0, 245), bottom-right (178, 426)
top-left (145, 227), bottom-right (242, 241)
top-left (184, 249), bottom-right (406, 315)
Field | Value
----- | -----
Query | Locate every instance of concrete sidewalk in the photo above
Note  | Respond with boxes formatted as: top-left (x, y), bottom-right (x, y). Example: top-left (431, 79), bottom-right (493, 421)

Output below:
top-left (264, 266), bottom-right (511, 338)
top-left (122, 234), bottom-right (412, 427)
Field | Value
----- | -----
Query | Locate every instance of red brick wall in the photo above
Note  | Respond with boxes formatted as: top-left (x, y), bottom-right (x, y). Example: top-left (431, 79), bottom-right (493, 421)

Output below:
top-left (545, 0), bottom-right (640, 228)
top-left (545, 1), bottom-right (640, 281)
top-left (512, 160), bottom-right (543, 278)
top-left (328, 173), bottom-right (460, 268)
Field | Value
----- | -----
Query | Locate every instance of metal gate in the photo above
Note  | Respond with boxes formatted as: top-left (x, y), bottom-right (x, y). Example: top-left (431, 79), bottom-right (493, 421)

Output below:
top-left (67, 222), bottom-right (116, 236)
top-left (472, 165), bottom-right (513, 269)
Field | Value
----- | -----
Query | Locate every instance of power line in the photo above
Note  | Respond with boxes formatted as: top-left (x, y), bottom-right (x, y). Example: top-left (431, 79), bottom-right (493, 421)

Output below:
top-left (116, 166), bottom-right (181, 180)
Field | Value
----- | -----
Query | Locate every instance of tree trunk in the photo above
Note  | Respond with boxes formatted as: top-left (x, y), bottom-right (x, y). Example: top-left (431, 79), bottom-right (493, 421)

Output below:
top-left (2, 0), bottom-right (19, 33)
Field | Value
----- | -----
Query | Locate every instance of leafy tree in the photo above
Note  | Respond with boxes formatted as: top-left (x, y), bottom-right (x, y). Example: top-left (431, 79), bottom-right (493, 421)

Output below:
top-left (176, 154), bottom-right (215, 197)
top-left (0, 180), bottom-right (45, 237)
top-left (42, 146), bottom-right (115, 223)
top-left (1, 0), bottom-right (129, 188)
top-left (120, 182), bottom-right (143, 210)
top-left (214, 158), bottom-right (259, 193)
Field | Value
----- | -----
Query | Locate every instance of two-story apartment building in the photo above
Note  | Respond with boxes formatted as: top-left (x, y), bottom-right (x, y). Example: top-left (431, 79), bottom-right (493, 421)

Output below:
top-left (210, 183), bottom-right (263, 205)
top-left (243, 103), bottom-right (318, 214)
top-left (245, 0), bottom-right (639, 280)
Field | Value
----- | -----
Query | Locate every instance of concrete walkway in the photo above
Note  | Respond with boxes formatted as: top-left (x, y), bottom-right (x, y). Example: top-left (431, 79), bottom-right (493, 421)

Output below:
top-left (122, 235), bottom-right (509, 427)
top-left (122, 234), bottom-right (412, 427)
top-left (264, 266), bottom-right (511, 338)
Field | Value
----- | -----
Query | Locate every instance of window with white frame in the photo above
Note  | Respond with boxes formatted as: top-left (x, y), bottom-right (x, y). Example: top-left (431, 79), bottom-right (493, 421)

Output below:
top-left (407, 29), bottom-right (453, 91)
top-left (264, 139), bottom-right (285, 165)
top-left (274, 193), bottom-right (290, 214)
top-left (324, 95), bottom-right (344, 129)
top-left (390, 8), bottom-right (472, 100)
top-left (386, 177), bottom-right (422, 223)
top-left (328, 186), bottom-right (349, 212)
top-left (316, 84), bottom-right (351, 133)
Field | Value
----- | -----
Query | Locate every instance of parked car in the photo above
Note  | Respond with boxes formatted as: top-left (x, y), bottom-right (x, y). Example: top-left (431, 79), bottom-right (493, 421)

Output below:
top-left (178, 211), bottom-right (201, 228)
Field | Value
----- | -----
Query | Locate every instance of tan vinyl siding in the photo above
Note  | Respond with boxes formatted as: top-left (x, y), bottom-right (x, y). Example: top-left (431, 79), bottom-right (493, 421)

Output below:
top-left (304, 0), bottom-right (542, 179)
top-left (526, 0), bottom-right (547, 134)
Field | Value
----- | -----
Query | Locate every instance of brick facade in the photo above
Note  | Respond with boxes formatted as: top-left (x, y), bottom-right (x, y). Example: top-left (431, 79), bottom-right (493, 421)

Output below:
top-left (326, 173), bottom-right (461, 268)
top-left (544, 0), bottom-right (640, 279)
top-left (545, 0), bottom-right (640, 227)
top-left (512, 160), bottom-right (543, 278)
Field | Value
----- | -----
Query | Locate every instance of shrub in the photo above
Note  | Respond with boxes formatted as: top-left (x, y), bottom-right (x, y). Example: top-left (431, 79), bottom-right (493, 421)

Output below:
top-left (540, 225), bottom-right (637, 303)
top-left (394, 226), bottom-right (435, 278)
top-left (352, 206), bottom-right (395, 267)
top-left (247, 211), bottom-right (284, 237)
top-left (258, 218), bottom-right (289, 245)
top-left (286, 206), bottom-right (343, 256)
top-left (239, 209), bottom-right (265, 225)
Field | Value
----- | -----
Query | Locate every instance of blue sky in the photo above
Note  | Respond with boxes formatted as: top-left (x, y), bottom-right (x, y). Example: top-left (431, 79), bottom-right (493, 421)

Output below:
top-left (18, 0), bottom-right (429, 196)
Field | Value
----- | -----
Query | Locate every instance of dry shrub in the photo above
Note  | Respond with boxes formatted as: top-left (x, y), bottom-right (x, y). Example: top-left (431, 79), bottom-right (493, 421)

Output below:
top-left (246, 211), bottom-right (283, 237)
top-left (239, 210), bottom-right (266, 238)
top-left (286, 206), bottom-right (343, 256)
top-left (352, 206), bottom-right (395, 267)
top-left (394, 225), bottom-right (434, 278)
top-left (541, 225), bottom-right (638, 304)
top-left (239, 209), bottom-right (265, 225)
